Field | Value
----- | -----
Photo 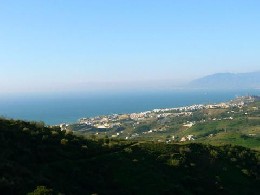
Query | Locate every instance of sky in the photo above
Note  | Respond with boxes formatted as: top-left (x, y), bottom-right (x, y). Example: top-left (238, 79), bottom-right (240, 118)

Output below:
top-left (0, 0), bottom-right (260, 93)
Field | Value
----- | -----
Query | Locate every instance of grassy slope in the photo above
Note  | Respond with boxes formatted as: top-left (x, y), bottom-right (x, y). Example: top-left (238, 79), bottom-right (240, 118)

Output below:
top-left (178, 117), bottom-right (260, 150)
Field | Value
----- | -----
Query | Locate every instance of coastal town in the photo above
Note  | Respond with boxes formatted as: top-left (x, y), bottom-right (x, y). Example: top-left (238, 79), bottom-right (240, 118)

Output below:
top-left (60, 95), bottom-right (260, 143)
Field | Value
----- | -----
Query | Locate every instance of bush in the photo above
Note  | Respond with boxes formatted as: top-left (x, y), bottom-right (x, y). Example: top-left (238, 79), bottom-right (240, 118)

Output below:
top-left (60, 138), bottom-right (68, 145)
top-left (28, 186), bottom-right (53, 195)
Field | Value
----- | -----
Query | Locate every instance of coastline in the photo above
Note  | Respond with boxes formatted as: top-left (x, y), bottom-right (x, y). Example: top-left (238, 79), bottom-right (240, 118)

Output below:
top-left (0, 89), bottom-right (259, 125)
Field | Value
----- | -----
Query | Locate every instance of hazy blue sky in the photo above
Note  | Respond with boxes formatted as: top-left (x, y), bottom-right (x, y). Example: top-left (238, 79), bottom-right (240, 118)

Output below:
top-left (0, 0), bottom-right (260, 93)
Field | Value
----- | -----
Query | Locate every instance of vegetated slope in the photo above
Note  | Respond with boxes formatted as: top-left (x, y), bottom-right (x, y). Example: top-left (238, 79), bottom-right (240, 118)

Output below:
top-left (188, 71), bottom-right (260, 89)
top-left (179, 117), bottom-right (260, 150)
top-left (174, 101), bottom-right (260, 150)
top-left (0, 118), bottom-right (260, 194)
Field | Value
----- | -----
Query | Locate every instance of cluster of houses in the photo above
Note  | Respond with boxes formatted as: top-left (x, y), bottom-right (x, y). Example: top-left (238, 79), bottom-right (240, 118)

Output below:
top-left (180, 135), bottom-right (195, 142)
top-left (76, 95), bottom-right (254, 131)
top-left (153, 104), bottom-right (205, 113)
top-left (58, 95), bottom-right (259, 143)
top-left (77, 104), bottom-right (206, 129)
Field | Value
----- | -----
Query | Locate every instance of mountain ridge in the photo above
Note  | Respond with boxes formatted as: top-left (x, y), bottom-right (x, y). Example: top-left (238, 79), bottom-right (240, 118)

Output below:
top-left (188, 71), bottom-right (260, 89)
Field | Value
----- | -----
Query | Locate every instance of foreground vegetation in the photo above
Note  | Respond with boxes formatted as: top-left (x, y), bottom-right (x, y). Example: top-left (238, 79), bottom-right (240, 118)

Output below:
top-left (0, 118), bottom-right (260, 194)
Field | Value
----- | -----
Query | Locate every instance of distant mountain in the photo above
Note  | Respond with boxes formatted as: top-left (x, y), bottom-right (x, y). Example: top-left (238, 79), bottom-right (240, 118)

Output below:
top-left (188, 71), bottom-right (260, 89)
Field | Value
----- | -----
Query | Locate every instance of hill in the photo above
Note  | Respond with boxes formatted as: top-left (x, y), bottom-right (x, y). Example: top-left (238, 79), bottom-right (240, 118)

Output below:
top-left (188, 71), bottom-right (260, 89)
top-left (0, 118), bottom-right (260, 194)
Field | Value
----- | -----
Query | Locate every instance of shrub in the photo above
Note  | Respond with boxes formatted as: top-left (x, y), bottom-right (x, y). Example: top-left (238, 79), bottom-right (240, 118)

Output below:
top-left (28, 186), bottom-right (53, 195)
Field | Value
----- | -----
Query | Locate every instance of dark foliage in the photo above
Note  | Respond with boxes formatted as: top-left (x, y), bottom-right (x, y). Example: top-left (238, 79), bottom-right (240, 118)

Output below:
top-left (0, 118), bottom-right (259, 194)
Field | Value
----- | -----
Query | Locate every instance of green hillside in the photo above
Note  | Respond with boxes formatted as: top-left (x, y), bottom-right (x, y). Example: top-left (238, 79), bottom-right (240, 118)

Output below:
top-left (0, 118), bottom-right (260, 194)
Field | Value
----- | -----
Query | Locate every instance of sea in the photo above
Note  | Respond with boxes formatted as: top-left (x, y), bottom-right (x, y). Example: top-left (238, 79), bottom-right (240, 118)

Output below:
top-left (0, 89), bottom-right (259, 125)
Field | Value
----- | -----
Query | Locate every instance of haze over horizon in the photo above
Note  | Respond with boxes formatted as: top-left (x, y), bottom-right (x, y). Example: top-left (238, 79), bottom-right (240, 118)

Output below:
top-left (1, 0), bottom-right (260, 94)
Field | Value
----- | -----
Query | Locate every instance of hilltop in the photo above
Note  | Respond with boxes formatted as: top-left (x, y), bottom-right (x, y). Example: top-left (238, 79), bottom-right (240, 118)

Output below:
top-left (187, 71), bottom-right (260, 89)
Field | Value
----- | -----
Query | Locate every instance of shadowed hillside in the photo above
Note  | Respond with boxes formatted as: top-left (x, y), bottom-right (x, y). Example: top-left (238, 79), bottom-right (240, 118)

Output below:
top-left (0, 118), bottom-right (260, 194)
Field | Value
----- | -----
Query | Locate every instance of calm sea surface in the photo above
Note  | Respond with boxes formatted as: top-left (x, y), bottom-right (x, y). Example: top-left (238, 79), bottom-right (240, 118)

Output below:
top-left (0, 89), bottom-right (259, 125)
